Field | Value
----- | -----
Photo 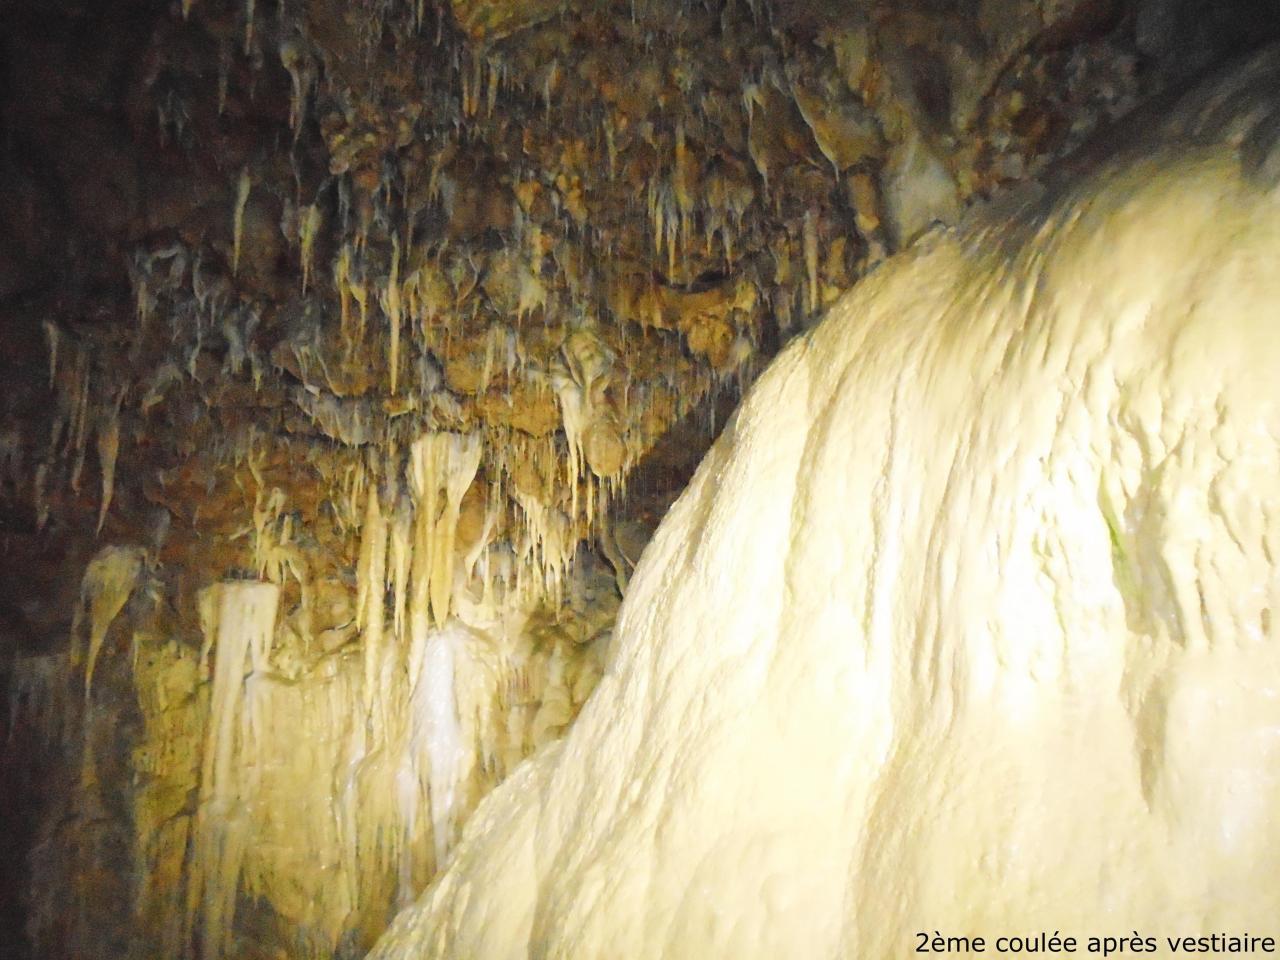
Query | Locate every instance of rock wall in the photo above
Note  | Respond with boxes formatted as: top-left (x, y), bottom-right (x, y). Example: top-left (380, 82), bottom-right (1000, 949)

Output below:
top-left (370, 46), bottom-right (1280, 959)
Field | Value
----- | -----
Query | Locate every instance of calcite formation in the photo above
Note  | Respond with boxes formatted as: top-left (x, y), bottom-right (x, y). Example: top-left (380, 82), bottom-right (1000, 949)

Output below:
top-left (70, 544), bottom-right (146, 702)
top-left (1, 0), bottom-right (1274, 958)
top-left (370, 46), bottom-right (1280, 959)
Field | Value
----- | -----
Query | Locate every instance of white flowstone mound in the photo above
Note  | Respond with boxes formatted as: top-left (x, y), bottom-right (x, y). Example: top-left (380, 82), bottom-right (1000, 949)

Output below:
top-left (371, 48), bottom-right (1280, 959)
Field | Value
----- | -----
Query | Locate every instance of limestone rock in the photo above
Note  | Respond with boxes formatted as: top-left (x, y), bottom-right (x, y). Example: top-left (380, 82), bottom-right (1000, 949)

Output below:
top-left (789, 77), bottom-right (884, 172)
top-left (370, 50), bottom-right (1280, 959)
top-left (476, 380), bottom-right (562, 437)
top-left (449, 0), bottom-right (573, 42)
top-left (880, 130), bottom-right (961, 248)
top-left (582, 418), bottom-right (625, 478)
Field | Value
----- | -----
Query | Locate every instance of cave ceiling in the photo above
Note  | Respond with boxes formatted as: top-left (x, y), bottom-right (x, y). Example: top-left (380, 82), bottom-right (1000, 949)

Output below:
top-left (0, 0), bottom-right (1148, 633)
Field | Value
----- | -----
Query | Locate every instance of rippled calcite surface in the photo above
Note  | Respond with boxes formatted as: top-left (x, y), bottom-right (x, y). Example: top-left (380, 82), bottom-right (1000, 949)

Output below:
top-left (370, 47), bottom-right (1280, 960)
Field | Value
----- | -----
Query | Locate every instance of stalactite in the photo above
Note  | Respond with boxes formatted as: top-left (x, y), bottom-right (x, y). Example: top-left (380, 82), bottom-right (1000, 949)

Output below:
top-left (604, 115), bottom-right (618, 180)
top-left (43, 319), bottom-right (59, 388)
top-left (95, 395), bottom-right (122, 536)
top-left (517, 228), bottom-right (548, 321)
top-left (33, 460), bottom-right (50, 531)
top-left (13, 1), bottom-right (1188, 955)
top-left (665, 200), bottom-right (679, 277)
top-left (436, 438), bottom-right (482, 626)
top-left (279, 38), bottom-right (313, 139)
top-left (232, 168), bottom-right (252, 278)
top-left (674, 121), bottom-right (695, 253)
top-left (351, 274), bottom-right (371, 346)
top-left (156, 581), bottom-right (541, 944)
top-left (358, 481), bottom-right (388, 712)
top-left (405, 432), bottom-right (484, 682)
top-left (69, 350), bottom-right (91, 493)
top-left (412, 622), bottom-right (466, 867)
top-left (185, 581), bottom-right (280, 960)
top-left (300, 203), bottom-right (321, 295)
top-left (803, 209), bottom-right (819, 315)
top-left (218, 41), bottom-right (230, 116)
top-left (68, 515), bottom-right (604, 955)
top-left (552, 373), bottom-right (587, 516)
top-left (243, 0), bottom-right (256, 56)
top-left (251, 486), bottom-right (287, 579)
top-left (390, 493), bottom-right (412, 645)
top-left (71, 544), bottom-right (145, 700)
top-left (382, 234), bottom-right (403, 395)
top-left (409, 452), bottom-right (439, 679)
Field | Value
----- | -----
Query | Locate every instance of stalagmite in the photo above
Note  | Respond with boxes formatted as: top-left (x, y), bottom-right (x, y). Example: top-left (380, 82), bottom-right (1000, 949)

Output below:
top-left (369, 54), bottom-right (1280, 960)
